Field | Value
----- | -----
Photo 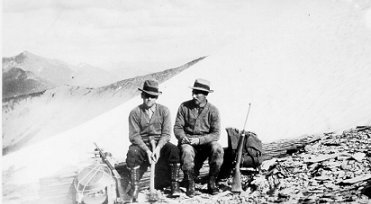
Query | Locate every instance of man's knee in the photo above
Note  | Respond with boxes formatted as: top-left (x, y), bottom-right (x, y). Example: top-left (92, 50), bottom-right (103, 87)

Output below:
top-left (165, 143), bottom-right (180, 155)
top-left (209, 142), bottom-right (224, 166)
top-left (180, 144), bottom-right (195, 156)
top-left (210, 141), bottom-right (223, 153)
top-left (127, 145), bottom-right (142, 156)
top-left (180, 144), bottom-right (195, 170)
top-left (126, 145), bottom-right (145, 168)
top-left (162, 143), bottom-right (180, 163)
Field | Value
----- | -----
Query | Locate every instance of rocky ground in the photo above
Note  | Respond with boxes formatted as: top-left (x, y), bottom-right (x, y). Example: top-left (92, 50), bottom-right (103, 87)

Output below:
top-left (8, 126), bottom-right (368, 203)
top-left (137, 126), bottom-right (371, 203)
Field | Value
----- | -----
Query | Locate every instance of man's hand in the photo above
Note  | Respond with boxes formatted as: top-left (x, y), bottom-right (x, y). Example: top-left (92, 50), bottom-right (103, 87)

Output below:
top-left (189, 138), bottom-right (200, 145)
top-left (146, 150), bottom-right (153, 164)
top-left (180, 137), bottom-right (191, 144)
top-left (242, 130), bottom-right (256, 137)
top-left (151, 147), bottom-right (161, 163)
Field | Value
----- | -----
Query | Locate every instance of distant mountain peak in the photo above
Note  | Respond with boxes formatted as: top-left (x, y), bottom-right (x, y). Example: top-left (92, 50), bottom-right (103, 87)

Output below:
top-left (16, 51), bottom-right (43, 62)
top-left (19, 50), bottom-right (32, 56)
top-left (3, 51), bottom-right (122, 89)
top-left (3, 50), bottom-right (40, 65)
top-left (21, 50), bottom-right (31, 55)
top-left (13, 52), bottom-right (27, 63)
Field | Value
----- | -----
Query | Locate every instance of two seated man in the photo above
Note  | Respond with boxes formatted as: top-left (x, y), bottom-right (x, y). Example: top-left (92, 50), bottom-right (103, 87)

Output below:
top-left (125, 78), bottom-right (224, 202)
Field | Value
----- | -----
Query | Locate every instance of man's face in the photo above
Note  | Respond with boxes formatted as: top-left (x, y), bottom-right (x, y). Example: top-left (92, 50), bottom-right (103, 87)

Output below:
top-left (142, 93), bottom-right (158, 108)
top-left (192, 90), bottom-right (207, 105)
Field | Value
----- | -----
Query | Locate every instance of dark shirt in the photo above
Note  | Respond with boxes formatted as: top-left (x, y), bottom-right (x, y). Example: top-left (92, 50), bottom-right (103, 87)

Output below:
top-left (129, 103), bottom-right (171, 152)
top-left (174, 100), bottom-right (220, 145)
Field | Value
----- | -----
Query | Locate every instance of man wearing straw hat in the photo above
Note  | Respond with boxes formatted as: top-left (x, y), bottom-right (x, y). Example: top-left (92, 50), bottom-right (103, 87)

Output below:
top-left (125, 79), bottom-right (181, 202)
top-left (174, 78), bottom-right (224, 197)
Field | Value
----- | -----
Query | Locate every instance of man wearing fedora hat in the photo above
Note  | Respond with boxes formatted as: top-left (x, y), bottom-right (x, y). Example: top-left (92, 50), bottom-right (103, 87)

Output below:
top-left (125, 79), bottom-right (181, 201)
top-left (174, 78), bottom-right (224, 196)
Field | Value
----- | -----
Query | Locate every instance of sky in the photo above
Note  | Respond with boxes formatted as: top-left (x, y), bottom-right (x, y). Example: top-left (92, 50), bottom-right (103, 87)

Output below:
top-left (2, 0), bottom-right (259, 71)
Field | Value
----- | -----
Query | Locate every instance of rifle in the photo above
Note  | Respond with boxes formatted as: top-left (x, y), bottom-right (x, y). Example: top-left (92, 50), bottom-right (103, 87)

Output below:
top-left (231, 103), bottom-right (252, 193)
top-left (94, 143), bottom-right (125, 203)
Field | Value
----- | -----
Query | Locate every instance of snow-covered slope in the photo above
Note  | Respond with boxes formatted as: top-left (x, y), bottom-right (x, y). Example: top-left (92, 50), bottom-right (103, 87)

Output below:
top-left (3, 0), bottom-right (371, 202)
top-left (2, 57), bottom-right (203, 155)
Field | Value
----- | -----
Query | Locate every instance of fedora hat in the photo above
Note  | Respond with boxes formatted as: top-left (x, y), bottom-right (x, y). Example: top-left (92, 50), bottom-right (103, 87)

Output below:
top-left (138, 79), bottom-right (162, 96)
top-left (189, 78), bottom-right (214, 93)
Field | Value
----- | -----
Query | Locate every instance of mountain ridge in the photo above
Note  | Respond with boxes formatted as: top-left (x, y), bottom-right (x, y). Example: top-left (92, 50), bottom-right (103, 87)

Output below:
top-left (2, 51), bottom-right (120, 99)
top-left (2, 56), bottom-right (206, 155)
top-left (2, 67), bottom-right (55, 99)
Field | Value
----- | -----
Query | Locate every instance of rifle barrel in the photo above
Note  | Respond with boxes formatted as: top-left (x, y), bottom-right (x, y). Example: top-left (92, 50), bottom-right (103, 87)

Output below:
top-left (242, 103), bottom-right (252, 132)
top-left (231, 103), bottom-right (252, 193)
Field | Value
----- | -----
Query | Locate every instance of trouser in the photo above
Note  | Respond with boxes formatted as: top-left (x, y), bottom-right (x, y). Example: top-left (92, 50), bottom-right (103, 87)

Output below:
top-left (180, 141), bottom-right (224, 177)
top-left (126, 142), bottom-right (180, 188)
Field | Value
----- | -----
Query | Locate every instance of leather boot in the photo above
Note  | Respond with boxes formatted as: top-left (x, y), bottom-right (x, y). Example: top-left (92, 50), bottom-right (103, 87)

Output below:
top-left (170, 163), bottom-right (181, 197)
top-left (208, 166), bottom-right (220, 195)
top-left (180, 173), bottom-right (188, 187)
top-left (128, 166), bottom-right (140, 202)
top-left (185, 170), bottom-right (196, 197)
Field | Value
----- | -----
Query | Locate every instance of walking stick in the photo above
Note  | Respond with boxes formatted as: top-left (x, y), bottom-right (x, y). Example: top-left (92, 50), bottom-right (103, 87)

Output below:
top-left (231, 103), bottom-right (252, 193)
top-left (148, 136), bottom-right (159, 202)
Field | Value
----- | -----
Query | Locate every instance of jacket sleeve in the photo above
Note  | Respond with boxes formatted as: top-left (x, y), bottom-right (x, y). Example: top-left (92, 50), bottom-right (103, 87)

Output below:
top-left (199, 106), bottom-right (221, 145)
top-left (157, 107), bottom-right (171, 149)
top-left (129, 109), bottom-right (150, 152)
top-left (174, 104), bottom-right (188, 142)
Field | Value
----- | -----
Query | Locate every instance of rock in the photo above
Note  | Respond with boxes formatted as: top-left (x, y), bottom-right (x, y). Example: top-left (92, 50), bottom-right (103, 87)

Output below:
top-left (336, 171), bottom-right (346, 179)
top-left (152, 126), bottom-right (371, 203)
top-left (304, 153), bottom-right (350, 163)
top-left (260, 158), bottom-right (277, 171)
top-left (339, 174), bottom-right (371, 185)
top-left (352, 152), bottom-right (366, 162)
